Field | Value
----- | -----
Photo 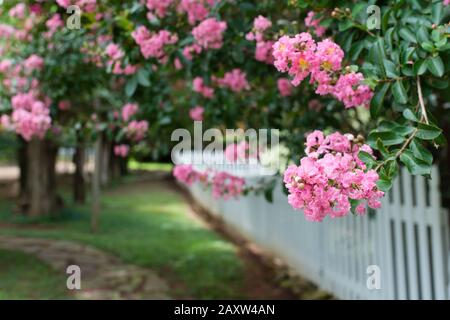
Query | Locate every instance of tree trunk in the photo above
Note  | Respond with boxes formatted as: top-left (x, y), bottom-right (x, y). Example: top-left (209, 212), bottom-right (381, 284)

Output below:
top-left (100, 134), bottom-right (110, 187)
top-left (73, 143), bottom-right (86, 204)
top-left (91, 135), bottom-right (102, 233)
top-left (21, 138), bottom-right (58, 216)
top-left (17, 136), bottom-right (27, 200)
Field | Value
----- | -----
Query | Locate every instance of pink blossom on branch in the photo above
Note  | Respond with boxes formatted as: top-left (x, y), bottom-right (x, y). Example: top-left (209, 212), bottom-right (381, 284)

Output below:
top-left (192, 18), bottom-right (227, 50)
top-left (132, 26), bottom-right (178, 63)
top-left (305, 11), bottom-right (326, 37)
top-left (189, 106), bottom-right (204, 121)
top-left (192, 77), bottom-right (214, 98)
top-left (126, 120), bottom-right (148, 141)
top-left (114, 144), bottom-right (130, 158)
top-left (178, 0), bottom-right (216, 25)
top-left (277, 78), bottom-right (293, 97)
top-left (121, 103), bottom-right (139, 121)
top-left (272, 33), bottom-right (373, 108)
top-left (284, 131), bottom-right (384, 222)
top-left (214, 69), bottom-right (250, 93)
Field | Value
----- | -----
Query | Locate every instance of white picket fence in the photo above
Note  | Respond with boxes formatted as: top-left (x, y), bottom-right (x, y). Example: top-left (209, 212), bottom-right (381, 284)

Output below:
top-left (186, 162), bottom-right (450, 300)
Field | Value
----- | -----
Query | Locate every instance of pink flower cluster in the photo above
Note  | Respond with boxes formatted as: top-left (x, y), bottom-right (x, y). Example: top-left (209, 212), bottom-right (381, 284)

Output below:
top-left (132, 26), bottom-right (178, 63)
top-left (45, 14), bottom-right (64, 38)
top-left (173, 164), bottom-right (245, 200)
top-left (178, 0), bottom-right (216, 25)
top-left (192, 77), bottom-right (214, 98)
top-left (9, 3), bottom-right (27, 19)
top-left (444, 0), bottom-right (449, 5)
top-left (182, 44), bottom-right (203, 60)
top-left (6, 92), bottom-right (52, 141)
top-left (305, 11), bottom-right (326, 37)
top-left (272, 33), bottom-right (373, 108)
top-left (214, 69), bottom-right (249, 93)
top-left (121, 103), bottom-right (139, 121)
top-left (23, 54), bottom-right (44, 73)
top-left (277, 78), bottom-right (293, 97)
top-left (114, 144), bottom-right (130, 158)
top-left (189, 106), bottom-right (204, 121)
top-left (192, 18), bottom-right (227, 50)
top-left (246, 16), bottom-right (274, 64)
top-left (283, 130), bottom-right (384, 222)
top-left (146, 0), bottom-right (175, 18)
top-left (126, 120), bottom-right (149, 141)
top-left (56, 0), bottom-right (97, 13)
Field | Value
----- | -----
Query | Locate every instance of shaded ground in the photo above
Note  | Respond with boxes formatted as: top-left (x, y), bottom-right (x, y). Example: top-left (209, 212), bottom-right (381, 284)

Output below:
top-left (0, 236), bottom-right (169, 299)
top-left (0, 169), bottom-right (300, 299)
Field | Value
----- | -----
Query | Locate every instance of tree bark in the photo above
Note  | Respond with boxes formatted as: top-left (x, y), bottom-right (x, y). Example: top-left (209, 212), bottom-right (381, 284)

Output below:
top-left (22, 138), bottom-right (58, 216)
top-left (100, 134), bottom-right (110, 187)
top-left (73, 143), bottom-right (86, 204)
top-left (91, 135), bottom-right (102, 233)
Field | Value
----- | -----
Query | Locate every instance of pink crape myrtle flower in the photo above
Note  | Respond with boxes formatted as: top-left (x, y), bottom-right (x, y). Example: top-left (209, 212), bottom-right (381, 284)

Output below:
top-left (272, 32), bottom-right (373, 108)
top-left (182, 44), bottom-right (202, 60)
top-left (333, 72), bottom-right (374, 108)
top-left (214, 69), bottom-right (249, 93)
top-left (173, 164), bottom-right (198, 185)
top-left (114, 144), bottom-right (130, 158)
top-left (189, 106), bottom-right (204, 121)
top-left (192, 77), bottom-right (214, 98)
top-left (212, 172), bottom-right (245, 200)
top-left (305, 11), bottom-right (326, 37)
top-left (444, 0), bottom-right (450, 5)
top-left (23, 54), bottom-right (44, 73)
top-left (10, 92), bottom-right (52, 141)
top-left (146, 0), bottom-right (175, 18)
top-left (253, 15), bottom-right (272, 33)
top-left (132, 26), bottom-right (178, 62)
top-left (126, 120), bottom-right (148, 141)
top-left (284, 130), bottom-right (384, 221)
top-left (192, 18), bottom-right (227, 50)
top-left (121, 103), bottom-right (139, 121)
top-left (105, 43), bottom-right (124, 61)
top-left (277, 78), bottom-right (293, 97)
top-left (178, 0), bottom-right (215, 25)
top-left (9, 3), bottom-right (27, 19)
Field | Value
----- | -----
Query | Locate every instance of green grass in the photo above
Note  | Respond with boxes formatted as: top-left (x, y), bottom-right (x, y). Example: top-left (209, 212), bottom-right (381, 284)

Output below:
top-left (0, 249), bottom-right (71, 299)
top-left (128, 160), bottom-right (173, 172)
top-left (0, 179), bottom-right (245, 299)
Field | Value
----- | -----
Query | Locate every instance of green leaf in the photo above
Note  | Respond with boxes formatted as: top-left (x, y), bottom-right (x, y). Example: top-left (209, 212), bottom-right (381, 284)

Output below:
top-left (416, 123), bottom-right (442, 140)
top-left (370, 83), bottom-right (390, 118)
top-left (368, 131), bottom-right (405, 147)
top-left (137, 69), bottom-right (150, 87)
top-left (399, 27), bottom-right (417, 43)
top-left (376, 179), bottom-right (393, 192)
top-left (416, 26), bottom-right (430, 43)
top-left (400, 150), bottom-right (431, 175)
top-left (376, 138), bottom-right (390, 157)
top-left (413, 60), bottom-right (428, 76)
top-left (427, 56), bottom-right (444, 77)
top-left (383, 60), bottom-right (399, 78)
top-left (421, 42), bottom-right (435, 52)
top-left (410, 139), bottom-right (433, 165)
top-left (403, 109), bottom-right (419, 122)
top-left (432, 1), bottom-right (443, 24)
top-left (392, 80), bottom-right (408, 104)
top-left (358, 151), bottom-right (376, 168)
top-left (125, 77), bottom-right (138, 97)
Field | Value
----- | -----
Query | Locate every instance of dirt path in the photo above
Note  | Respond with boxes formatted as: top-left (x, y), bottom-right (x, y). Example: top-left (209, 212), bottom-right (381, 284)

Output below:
top-left (0, 236), bottom-right (170, 300)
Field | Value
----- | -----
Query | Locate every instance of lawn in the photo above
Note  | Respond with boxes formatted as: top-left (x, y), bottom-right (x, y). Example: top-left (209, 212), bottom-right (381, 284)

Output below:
top-left (0, 176), bottom-right (245, 299)
top-left (0, 249), bottom-right (70, 299)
